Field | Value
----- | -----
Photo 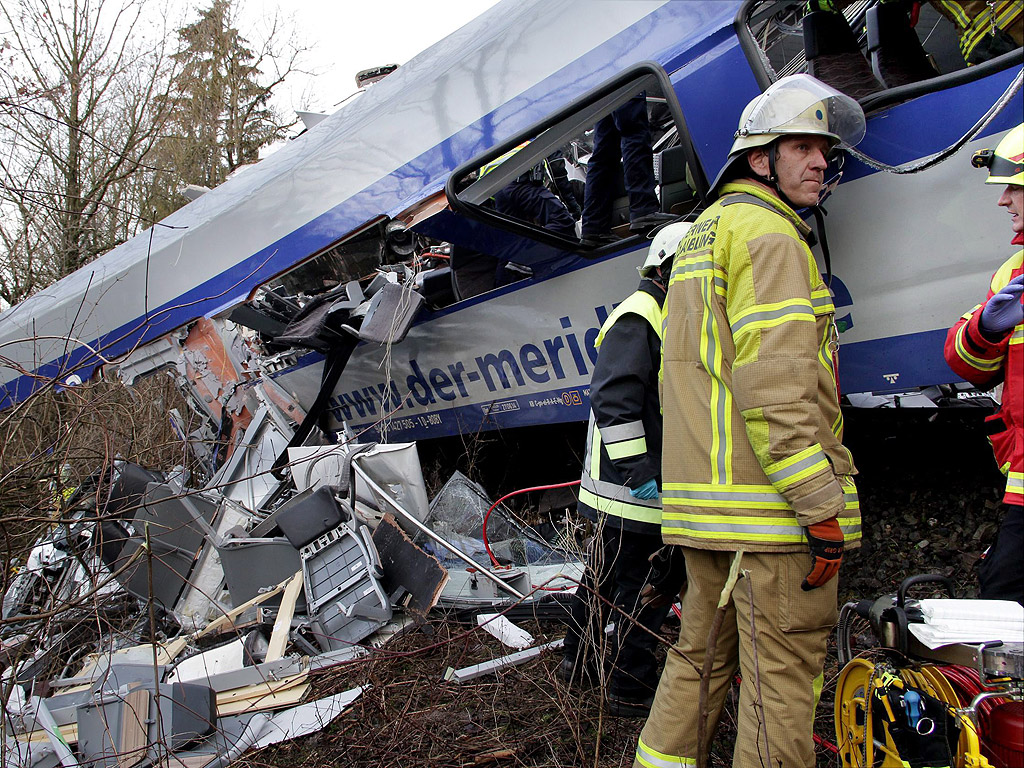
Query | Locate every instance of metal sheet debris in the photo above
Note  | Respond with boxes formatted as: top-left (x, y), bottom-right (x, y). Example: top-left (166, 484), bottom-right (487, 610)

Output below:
top-left (445, 640), bottom-right (564, 683)
top-left (250, 687), bottom-right (364, 749)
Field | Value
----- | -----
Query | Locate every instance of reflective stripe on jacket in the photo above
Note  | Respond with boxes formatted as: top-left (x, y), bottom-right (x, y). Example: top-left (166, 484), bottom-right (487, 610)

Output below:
top-left (934, 0), bottom-right (1023, 61)
top-left (479, 142), bottom-right (530, 177)
top-left (944, 250), bottom-right (1024, 506)
top-left (578, 283), bottom-right (665, 533)
top-left (660, 180), bottom-right (860, 553)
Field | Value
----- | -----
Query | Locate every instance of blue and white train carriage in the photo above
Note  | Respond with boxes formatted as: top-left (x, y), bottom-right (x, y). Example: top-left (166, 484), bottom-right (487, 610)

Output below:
top-left (0, 0), bottom-right (1021, 453)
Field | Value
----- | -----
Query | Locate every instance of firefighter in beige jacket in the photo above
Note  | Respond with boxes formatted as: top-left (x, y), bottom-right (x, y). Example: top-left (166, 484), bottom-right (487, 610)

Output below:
top-left (634, 75), bottom-right (866, 768)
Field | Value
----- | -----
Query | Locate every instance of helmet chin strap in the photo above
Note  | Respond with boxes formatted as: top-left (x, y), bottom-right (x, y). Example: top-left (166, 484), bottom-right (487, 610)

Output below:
top-left (765, 147), bottom-right (800, 211)
top-left (644, 267), bottom-right (668, 292)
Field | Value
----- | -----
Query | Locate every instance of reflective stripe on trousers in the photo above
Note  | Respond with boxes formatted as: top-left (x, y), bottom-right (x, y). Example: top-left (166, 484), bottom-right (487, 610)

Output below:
top-left (634, 549), bottom-right (835, 768)
top-left (635, 737), bottom-right (695, 767)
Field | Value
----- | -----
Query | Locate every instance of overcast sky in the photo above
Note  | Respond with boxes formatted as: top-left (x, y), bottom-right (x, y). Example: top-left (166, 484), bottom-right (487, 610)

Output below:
top-left (237, 0), bottom-right (503, 117)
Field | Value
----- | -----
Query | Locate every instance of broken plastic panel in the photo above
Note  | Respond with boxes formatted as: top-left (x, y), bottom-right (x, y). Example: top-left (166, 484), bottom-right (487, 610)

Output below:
top-left (371, 514), bottom-right (448, 616)
top-left (211, 406), bottom-right (290, 513)
top-left (355, 281), bottom-right (424, 344)
top-left (286, 442), bottom-right (429, 529)
top-left (422, 471), bottom-right (568, 569)
top-left (305, 523), bottom-right (392, 652)
top-left (111, 482), bottom-right (219, 610)
top-left (350, 443), bottom-right (430, 527)
top-left (287, 442), bottom-right (377, 522)
top-left (176, 496), bottom-right (254, 627)
top-left (76, 681), bottom-right (216, 767)
top-left (217, 532), bottom-right (303, 609)
top-left (167, 638), bottom-right (251, 685)
top-left (273, 486), bottom-right (392, 652)
top-left (288, 444), bottom-right (356, 493)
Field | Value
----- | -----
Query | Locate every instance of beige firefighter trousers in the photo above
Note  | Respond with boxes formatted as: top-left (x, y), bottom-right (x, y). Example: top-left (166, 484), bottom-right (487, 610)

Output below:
top-left (634, 548), bottom-right (837, 768)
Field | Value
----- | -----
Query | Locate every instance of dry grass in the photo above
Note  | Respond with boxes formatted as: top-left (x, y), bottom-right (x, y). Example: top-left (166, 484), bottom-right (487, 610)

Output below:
top-left (235, 609), bottom-right (851, 768)
top-left (242, 616), bottom-right (654, 768)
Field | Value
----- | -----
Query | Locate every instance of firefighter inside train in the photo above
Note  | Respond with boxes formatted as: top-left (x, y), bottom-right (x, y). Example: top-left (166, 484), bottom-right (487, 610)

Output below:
top-left (450, 97), bottom-right (688, 298)
top-left (802, 0), bottom-right (1022, 100)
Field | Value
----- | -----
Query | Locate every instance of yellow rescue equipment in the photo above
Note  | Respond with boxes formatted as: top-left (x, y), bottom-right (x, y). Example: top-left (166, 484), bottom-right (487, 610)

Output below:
top-left (834, 575), bottom-right (1022, 768)
top-left (835, 657), bottom-right (990, 768)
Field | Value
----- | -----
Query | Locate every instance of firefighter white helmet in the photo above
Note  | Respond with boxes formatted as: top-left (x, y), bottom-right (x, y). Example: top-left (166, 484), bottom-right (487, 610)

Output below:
top-left (711, 74), bottom-right (866, 193)
top-left (639, 221), bottom-right (693, 277)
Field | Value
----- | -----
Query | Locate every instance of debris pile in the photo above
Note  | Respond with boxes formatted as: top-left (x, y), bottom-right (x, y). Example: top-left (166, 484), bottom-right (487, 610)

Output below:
top-left (0, 424), bottom-right (583, 767)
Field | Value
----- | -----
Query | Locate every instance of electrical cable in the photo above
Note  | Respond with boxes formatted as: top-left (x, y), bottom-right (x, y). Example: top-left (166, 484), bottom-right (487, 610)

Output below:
top-left (813, 733), bottom-right (839, 754)
top-left (481, 481), bottom-right (581, 573)
top-left (935, 663), bottom-right (1001, 726)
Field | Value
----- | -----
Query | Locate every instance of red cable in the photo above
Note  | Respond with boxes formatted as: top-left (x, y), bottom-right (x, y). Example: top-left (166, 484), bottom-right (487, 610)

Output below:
top-left (935, 664), bottom-right (1002, 727)
top-left (813, 733), bottom-right (839, 754)
top-left (482, 479), bottom-right (581, 568)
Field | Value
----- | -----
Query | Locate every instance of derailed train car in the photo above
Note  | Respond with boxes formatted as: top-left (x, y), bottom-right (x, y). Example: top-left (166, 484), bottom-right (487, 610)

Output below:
top-left (0, 2), bottom-right (1022, 764)
top-left (0, 0), bottom-right (1020, 451)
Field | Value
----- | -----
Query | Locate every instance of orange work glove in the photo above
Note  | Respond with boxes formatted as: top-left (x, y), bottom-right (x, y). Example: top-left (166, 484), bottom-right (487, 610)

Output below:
top-left (801, 517), bottom-right (844, 591)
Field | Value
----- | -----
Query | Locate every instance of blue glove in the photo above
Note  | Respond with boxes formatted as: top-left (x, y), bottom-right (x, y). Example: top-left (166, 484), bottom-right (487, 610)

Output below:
top-left (980, 274), bottom-right (1024, 335)
top-left (630, 478), bottom-right (659, 500)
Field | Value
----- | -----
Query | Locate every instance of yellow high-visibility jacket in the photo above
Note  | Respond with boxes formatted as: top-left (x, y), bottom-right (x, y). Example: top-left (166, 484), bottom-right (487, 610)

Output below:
top-left (660, 180), bottom-right (860, 553)
top-left (828, 1), bottom-right (1022, 64)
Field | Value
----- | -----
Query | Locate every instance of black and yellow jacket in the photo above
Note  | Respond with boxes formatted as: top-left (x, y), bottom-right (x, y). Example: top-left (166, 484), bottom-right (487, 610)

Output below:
top-left (578, 281), bottom-right (665, 534)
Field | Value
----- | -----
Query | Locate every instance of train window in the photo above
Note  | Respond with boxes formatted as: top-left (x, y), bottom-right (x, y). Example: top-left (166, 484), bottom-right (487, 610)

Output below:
top-left (741, 0), bottom-right (1022, 107)
top-left (257, 218), bottom-right (442, 298)
top-left (446, 64), bottom-right (707, 257)
top-left (268, 224), bottom-right (384, 297)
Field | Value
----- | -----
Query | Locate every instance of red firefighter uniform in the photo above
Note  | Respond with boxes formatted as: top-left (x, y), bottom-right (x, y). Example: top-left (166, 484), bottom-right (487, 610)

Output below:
top-left (944, 251), bottom-right (1024, 507)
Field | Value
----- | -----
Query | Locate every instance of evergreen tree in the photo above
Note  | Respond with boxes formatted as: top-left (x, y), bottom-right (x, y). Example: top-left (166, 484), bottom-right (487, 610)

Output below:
top-left (148, 0), bottom-right (296, 219)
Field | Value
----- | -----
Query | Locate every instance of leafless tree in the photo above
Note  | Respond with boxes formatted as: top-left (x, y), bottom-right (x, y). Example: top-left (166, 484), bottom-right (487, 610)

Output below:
top-left (0, 0), bottom-right (178, 305)
top-left (0, 0), bottom-right (307, 306)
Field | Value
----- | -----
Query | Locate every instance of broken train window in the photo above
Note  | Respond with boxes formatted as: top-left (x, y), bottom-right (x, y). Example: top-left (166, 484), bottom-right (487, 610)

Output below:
top-left (228, 218), bottom-right (452, 351)
top-left (445, 62), bottom-right (707, 266)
